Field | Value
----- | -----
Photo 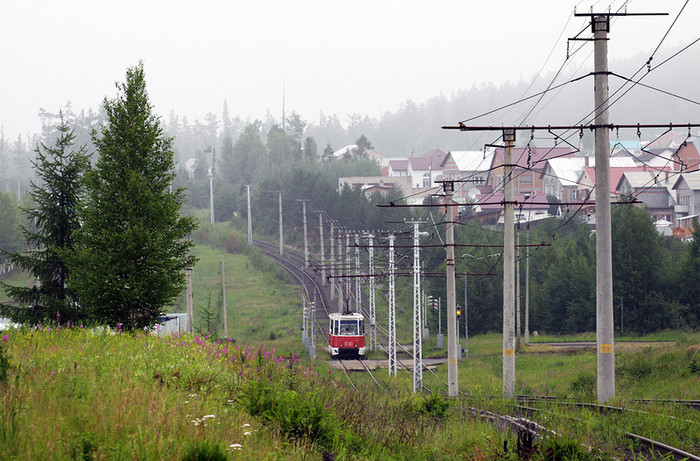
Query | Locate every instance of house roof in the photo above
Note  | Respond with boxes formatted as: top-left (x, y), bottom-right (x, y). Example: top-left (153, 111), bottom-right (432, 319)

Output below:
top-left (672, 171), bottom-right (700, 190)
top-left (582, 166), bottom-right (650, 193)
top-left (493, 147), bottom-right (577, 171)
top-left (544, 158), bottom-right (586, 187)
top-left (645, 132), bottom-right (697, 150)
top-left (409, 155), bottom-right (444, 171)
top-left (388, 159), bottom-right (409, 171)
top-left (333, 144), bottom-right (358, 157)
top-left (617, 170), bottom-right (672, 190)
top-left (442, 150), bottom-right (495, 172)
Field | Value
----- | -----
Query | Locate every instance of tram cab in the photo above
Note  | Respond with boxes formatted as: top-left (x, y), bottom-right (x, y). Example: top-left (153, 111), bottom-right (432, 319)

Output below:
top-left (328, 312), bottom-right (366, 357)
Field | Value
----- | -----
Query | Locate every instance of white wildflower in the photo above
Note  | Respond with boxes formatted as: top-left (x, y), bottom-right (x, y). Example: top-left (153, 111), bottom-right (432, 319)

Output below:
top-left (229, 443), bottom-right (242, 450)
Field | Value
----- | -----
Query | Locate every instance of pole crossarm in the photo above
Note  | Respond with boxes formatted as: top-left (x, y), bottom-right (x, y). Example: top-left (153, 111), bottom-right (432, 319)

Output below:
top-left (348, 243), bottom-right (548, 249)
top-left (442, 122), bottom-right (700, 132)
top-left (379, 199), bottom-right (639, 207)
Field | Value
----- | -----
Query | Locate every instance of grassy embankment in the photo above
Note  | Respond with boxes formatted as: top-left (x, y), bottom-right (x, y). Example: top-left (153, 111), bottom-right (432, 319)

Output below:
top-left (1, 224), bottom-right (700, 458)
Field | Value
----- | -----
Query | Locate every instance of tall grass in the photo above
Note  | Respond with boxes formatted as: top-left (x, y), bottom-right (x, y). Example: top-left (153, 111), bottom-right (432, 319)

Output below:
top-left (0, 327), bottom-right (527, 460)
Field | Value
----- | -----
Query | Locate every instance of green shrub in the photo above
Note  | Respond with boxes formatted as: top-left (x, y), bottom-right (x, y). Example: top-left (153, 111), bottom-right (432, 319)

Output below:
top-left (418, 392), bottom-right (450, 419)
top-left (538, 435), bottom-right (595, 460)
top-left (181, 441), bottom-right (229, 461)
top-left (239, 381), bottom-right (340, 449)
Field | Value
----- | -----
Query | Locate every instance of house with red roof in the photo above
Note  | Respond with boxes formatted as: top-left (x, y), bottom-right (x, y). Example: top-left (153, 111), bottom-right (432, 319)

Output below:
top-left (487, 147), bottom-right (578, 197)
top-left (406, 149), bottom-right (447, 188)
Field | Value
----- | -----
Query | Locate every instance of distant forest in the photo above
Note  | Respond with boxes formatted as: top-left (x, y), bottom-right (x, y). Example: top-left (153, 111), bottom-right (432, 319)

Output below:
top-left (2, 43), bottom-right (699, 195)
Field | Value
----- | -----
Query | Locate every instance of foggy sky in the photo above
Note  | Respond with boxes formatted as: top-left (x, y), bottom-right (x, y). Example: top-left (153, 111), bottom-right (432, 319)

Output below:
top-left (1, 0), bottom-right (698, 139)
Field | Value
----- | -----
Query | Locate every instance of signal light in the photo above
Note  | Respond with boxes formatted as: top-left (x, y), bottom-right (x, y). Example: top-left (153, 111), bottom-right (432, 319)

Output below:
top-left (456, 305), bottom-right (462, 318)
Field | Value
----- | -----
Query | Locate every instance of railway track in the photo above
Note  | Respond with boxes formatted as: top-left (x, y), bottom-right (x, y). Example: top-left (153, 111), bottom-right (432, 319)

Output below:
top-left (511, 397), bottom-right (700, 459)
top-left (251, 239), bottom-right (698, 457)
top-left (252, 239), bottom-right (384, 390)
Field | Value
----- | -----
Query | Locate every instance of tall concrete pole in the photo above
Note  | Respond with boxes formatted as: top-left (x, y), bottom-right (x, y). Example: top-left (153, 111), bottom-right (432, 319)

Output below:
top-left (368, 233), bottom-right (376, 351)
top-left (302, 200), bottom-right (309, 267)
top-left (445, 181), bottom-right (458, 397)
top-left (355, 234), bottom-right (361, 314)
top-left (209, 174), bottom-right (215, 224)
top-left (221, 253), bottom-right (228, 337)
top-left (594, 14), bottom-right (615, 402)
top-left (319, 213), bottom-right (326, 286)
top-left (310, 292), bottom-right (317, 360)
top-left (388, 234), bottom-right (397, 377)
top-left (186, 267), bottom-right (194, 334)
top-left (516, 224), bottom-right (521, 351)
top-left (337, 229), bottom-right (344, 312)
top-left (412, 222), bottom-right (423, 393)
top-left (525, 222), bottom-right (530, 345)
top-left (246, 185), bottom-right (252, 245)
top-left (330, 222), bottom-right (335, 298)
top-left (346, 233), bottom-right (352, 311)
top-left (278, 191), bottom-right (284, 256)
top-left (503, 129), bottom-right (516, 398)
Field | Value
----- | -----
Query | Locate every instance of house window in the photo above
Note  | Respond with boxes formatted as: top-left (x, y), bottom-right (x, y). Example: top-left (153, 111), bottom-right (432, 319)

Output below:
top-left (520, 175), bottom-right (532, 185)
top-left (679, 194), bottom-right (691, 206)
top-left (423, 172), bottom-right (431, 188)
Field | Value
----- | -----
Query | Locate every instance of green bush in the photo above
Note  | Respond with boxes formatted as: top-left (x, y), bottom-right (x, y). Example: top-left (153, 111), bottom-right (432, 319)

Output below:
top-left (538, 435), bottom-right (595, 460)
top-left (239, 381), bottom-right (340, 449)
top-left (181, 441), bottom-right (229, 461)
top-left (418, 392), bottom-right (450, 419)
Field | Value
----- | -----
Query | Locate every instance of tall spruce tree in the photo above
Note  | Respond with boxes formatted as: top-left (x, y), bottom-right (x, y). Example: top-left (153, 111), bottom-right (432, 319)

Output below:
top-left (1, 114), bottom-right (88, 323)
top-left (70, 62), bottom-right (197, 329)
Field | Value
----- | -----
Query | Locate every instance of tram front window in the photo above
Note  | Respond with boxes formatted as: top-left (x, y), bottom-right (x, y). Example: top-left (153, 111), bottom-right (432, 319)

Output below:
top-left (340, 320), bottom-right (358, 336)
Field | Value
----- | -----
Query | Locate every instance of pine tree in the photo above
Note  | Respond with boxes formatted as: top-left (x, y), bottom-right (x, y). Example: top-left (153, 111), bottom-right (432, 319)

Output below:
top-left (70, 62), bottom-right (197, 329)
top-left (1, 114), bottom-right (88, 324)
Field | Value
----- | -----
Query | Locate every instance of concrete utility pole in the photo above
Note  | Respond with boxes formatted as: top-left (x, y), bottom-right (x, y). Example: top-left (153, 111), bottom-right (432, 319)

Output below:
top-left (337, 229), bottom-right (344, 312)
top-left (525, 221), bottom-right (530, 345)
top-left (221, 253), bottom-right (228, 338)
top-left (503, 129), bottom-right (516, 398)
top-left (354, 234), bottom-right (361, 314)
top-left (593, 13), bottom-right (615, 403)
top-left (209, 171), bottom-right (215, 224)
top-left (310, 292), bottom-right (317, 360)
top-left (186, 267), bottom-right (194, 334)
top-left (319, 213), bottom-right (326, 286)
top-left (388, 234), bottom-right (397, 377)
top-left (301, 200), bottom-right (309, 268)
top-left (412, 221), bottom-right (423, 394)
top-left (246, 185), bottom-right (252, 245)
top-left (367, 233), bottom-right (376, 351)
top-left (444, 181), bottom-right (459, 397)
top-left (516, 222), bottom-right (521, 351)
top-left (346, 233), bottom-right (352, 311)
top-left (278, 191), bottom-right (284, 256)
top-left (330, 222), bottom-right (335, 298)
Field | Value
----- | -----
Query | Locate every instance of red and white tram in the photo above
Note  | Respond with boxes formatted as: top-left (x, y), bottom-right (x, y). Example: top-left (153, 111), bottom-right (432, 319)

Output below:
top-left (328, 312), bottom-right (366, 357)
